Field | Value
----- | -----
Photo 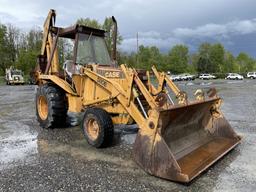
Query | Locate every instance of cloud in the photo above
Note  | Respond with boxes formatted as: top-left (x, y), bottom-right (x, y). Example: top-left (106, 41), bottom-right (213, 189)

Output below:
top-left (0, 12), bottom-right (17, 24)
top-left (0, 0), bottom-right (256, 55)
top-left (231, 19), bottom-right (256, 34)
top-left (120, 31), bottom-right (183, 52)
top-left (121, 18), bottom-right (256, 53)
top-left (173, 19), bottom-right (256, 39)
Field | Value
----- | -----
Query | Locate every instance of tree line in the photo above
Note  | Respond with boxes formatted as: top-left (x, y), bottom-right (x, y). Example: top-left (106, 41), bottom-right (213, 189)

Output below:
top-left (0, 18), bottom-right (255, 76)
top-left (120, 43), bottom-right (256, 75)
top-left (0, 23), bottom-right (42, 75)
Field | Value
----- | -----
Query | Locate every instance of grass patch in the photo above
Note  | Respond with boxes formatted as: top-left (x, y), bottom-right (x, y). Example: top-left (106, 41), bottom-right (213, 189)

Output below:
top-left (0, 76), bottom-right (5, 85)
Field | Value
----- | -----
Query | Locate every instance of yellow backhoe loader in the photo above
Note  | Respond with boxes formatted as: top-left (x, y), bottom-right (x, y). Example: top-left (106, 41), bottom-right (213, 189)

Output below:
top-left (34, 9), bottom-right (241, 183)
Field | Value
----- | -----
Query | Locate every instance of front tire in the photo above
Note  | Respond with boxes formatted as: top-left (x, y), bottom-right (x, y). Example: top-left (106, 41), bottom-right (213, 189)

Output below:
top-left (81, 108), bottom-right (114, 148)
top-left (36, 84), bottom-right (68, 128)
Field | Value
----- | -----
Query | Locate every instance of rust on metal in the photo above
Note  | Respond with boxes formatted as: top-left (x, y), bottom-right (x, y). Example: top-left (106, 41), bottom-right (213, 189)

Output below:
top-left (86, 118), bottom-right (100, 141)
top-left (133, 97), bottom-right (241, 183)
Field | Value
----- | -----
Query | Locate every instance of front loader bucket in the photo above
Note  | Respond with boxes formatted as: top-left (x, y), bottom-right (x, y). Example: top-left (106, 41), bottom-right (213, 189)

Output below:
top-left (133, 98), bottom-right (241, 183)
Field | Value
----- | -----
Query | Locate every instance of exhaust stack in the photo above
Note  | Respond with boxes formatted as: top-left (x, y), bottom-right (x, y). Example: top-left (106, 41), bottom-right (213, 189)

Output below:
top-left (111, 16), bottom-right (117, 62)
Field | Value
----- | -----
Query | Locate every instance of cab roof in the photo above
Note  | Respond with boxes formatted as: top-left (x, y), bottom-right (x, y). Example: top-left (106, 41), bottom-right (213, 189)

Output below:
top-left (52, 24), bottom-right (106, 39)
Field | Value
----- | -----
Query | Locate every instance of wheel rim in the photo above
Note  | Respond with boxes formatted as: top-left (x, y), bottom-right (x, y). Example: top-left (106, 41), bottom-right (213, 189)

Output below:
top-left (86, 118), bottom-right (100, 141)
top-left (38, 95), bottom-right (48, 120)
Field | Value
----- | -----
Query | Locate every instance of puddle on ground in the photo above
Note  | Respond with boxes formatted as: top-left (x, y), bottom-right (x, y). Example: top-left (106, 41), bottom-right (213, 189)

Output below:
top-left (199, 82), bottom-right (213, 86)
top-left (114, 124), bottom-right (138, 145)
top-left (0, 121), bottom-right (38, 170)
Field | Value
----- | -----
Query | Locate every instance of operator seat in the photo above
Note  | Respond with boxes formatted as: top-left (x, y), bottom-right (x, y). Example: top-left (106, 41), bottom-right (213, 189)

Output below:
top-left (63, 60), bottom-right (82, 78)
top-left (63, 60), bottom-right (74, 78)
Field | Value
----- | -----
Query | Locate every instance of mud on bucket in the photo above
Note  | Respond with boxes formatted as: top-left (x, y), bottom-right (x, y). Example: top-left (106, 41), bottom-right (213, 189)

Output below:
top-left (133, 97), bottom-right (241, 183)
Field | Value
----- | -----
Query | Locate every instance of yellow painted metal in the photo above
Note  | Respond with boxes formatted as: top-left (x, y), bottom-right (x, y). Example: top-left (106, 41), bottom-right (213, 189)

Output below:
top-left (80, 65), bottom-right (146, 127)
top-left (39, 75), bottom-right (77, 95)
top-left (46, 44), bottom-right (51, 72)
top-left (41, 9), bottom-right (55, 55)
top-left (41, 9), bottom-right (59, 74)
top-left (38, 95), bottom-right (48, 120)
top-left (152, 65), bottom-right (180, 96)
top-left (110, 114), bottom-right (133, 124)
top-left (72, 74), bottom-right (85, 96)
top-left (67, 94), bottom-right (83, 112)
top-left (86, 118), bottom-right (100, 141)
top-left (49, 33), bottom-right (59, 73)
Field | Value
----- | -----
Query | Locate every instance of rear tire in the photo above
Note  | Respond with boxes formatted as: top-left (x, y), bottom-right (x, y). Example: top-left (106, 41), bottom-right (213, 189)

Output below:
top-left (81, 108), bottom-right (114, 148)
top-left (36, 84), bottom-right (68, 128)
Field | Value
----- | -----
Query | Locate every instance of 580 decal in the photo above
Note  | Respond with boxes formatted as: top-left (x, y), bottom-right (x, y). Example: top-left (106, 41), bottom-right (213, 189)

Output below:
top-left (97, 77), bottom-right (107, 87)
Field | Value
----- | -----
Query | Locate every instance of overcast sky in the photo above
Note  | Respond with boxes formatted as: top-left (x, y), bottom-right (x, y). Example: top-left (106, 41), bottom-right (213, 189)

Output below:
top-left (0, 0), bottom-right (256, 56)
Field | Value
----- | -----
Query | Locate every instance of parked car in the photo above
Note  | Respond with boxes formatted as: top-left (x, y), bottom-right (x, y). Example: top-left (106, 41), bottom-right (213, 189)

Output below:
top-left (170, 75), bottom-right (180, 81)
top-left (179, 73), bottom-right (195, 81)
top-left (247, 72), bottom-right (256, 79)
top-left (225, 73), bottom-right (244, 80)
top-left (199, 73), bottom-right (216, 80)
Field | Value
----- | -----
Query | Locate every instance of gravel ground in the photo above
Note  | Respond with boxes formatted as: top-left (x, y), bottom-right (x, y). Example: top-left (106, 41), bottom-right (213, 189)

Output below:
top-left (0, 79), bottom-right (256, 192)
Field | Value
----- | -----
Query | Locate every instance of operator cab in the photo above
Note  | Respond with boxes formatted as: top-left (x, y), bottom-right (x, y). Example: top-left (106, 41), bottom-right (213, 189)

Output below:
top-left (56, 24), bottom-right (113, 77)
top-left (76, 33), bottom-right (111, 65)
top-left (58, 25), bottom-right (112, 65)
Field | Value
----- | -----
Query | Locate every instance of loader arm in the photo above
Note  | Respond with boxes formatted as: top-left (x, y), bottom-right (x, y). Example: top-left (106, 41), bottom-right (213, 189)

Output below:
top-left (82, 66), bottom-right (146, 126)
top-left (151, 65), bottom-right (180, 96)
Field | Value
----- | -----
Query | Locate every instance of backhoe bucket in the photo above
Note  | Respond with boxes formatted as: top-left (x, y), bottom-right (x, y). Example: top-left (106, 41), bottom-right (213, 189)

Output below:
top-left (133, 98), bottom-right (241, 183)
